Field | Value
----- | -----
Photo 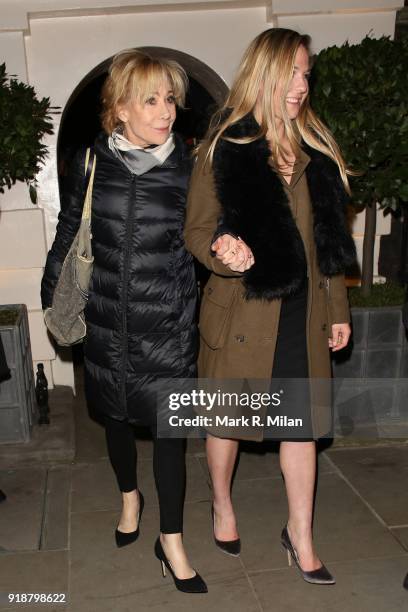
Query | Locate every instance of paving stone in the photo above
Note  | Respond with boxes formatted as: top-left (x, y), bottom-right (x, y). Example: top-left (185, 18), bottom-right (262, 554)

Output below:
top-left (0, 599), bottom-right (67, 612)
top-left (71, 459), bottom-right (119, 514)
top-left (186, 437), bottom-right (206, 456)
top-left (249, 555), bottom-right (408, 612)
top-left (0, 468), bottom-right (46, 552)
top-left (0, 550), bottom-right (68, 608)
top-left (327, 445), bottom-right (408, 525)
top-left (68, 571), bottom-right (258, 612)
top-left (40, 466), bottom-right (71, 551)
top-left (1, 607), bottom-right (66, 612)
top-left (391, 527), bottom-right (408, 550)
top-left (73, 399), bottom-right (107, 463)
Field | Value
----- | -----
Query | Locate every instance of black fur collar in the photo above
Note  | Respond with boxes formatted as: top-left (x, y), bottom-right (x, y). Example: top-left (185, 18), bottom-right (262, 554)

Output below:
top-left (212, 113), bottom-right (356, 300)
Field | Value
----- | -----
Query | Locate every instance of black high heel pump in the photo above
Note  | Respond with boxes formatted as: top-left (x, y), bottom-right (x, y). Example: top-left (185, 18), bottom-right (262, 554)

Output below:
top-left (154, 537), bottom-right (208, 593)
top-left (211, 504), bottom-right (241, 556)
top-left (115, 491), bottom-right (144, 548)
top-left (281, 525), bottom-right (335, 585)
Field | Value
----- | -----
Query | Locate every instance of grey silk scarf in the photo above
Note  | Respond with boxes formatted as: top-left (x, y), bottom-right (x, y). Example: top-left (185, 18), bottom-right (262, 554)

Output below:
top-left (108, 128), bottom-right (175, 175)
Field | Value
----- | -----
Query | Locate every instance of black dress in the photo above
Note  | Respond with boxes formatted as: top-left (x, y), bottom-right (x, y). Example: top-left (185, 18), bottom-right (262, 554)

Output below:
top-left (267, 155), bottom-right (313, 441)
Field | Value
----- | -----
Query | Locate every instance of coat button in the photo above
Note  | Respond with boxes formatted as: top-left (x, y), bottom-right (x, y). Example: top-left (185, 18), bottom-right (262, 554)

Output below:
top-left (207, 287), bottom-right (213, 295)
top-left (319, 281), bottom-right (324, 289)
top-left (235, 335), bottom-right (245, 342)
top-left (321, 323), bottom-right (327, 331)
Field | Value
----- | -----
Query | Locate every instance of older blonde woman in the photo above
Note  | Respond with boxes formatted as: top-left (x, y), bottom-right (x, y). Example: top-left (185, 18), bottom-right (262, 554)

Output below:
top-left (42, 49), bottom-right (207, 594)
top-left (185, 28), bottom-right (356, 585)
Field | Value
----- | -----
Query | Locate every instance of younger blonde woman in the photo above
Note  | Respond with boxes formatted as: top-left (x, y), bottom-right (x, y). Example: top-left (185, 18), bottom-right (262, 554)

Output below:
top-left (185, 28), bottom-right (356, 585)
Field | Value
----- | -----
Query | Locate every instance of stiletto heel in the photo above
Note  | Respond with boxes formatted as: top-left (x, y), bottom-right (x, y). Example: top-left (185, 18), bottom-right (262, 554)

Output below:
top-left (160, 560), bottom-right (166, 578)
top-left (115, 491), bottom-right (144, 548)
top-left (281, 525), bottom-right (335, 585)
top-left (287, 549), bottom-right (292, 567)
top-left (211, 504), bottom-right (241, 556)
top-left (154, 537), bottom-right (208, 593)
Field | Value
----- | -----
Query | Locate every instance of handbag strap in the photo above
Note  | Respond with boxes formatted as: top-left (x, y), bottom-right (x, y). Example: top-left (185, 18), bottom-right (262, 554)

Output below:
top-left (82, 148), bottom-right (96, 222)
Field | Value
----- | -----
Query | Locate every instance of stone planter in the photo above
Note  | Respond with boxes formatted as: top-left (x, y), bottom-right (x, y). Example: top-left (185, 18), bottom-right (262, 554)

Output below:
top-left (332, 306), bottom-right (408, 435)
top-left (0, 304), bottom-right (36, 443)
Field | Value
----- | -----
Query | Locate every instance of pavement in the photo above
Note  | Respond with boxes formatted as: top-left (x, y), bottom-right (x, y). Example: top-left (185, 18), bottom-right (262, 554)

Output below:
top-left (1, 371), bottom-right (408, 612)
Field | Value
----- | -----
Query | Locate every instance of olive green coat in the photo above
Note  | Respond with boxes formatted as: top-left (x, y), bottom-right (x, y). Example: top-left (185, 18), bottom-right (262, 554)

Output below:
top-left (184, 144), bottom-right (351, 440)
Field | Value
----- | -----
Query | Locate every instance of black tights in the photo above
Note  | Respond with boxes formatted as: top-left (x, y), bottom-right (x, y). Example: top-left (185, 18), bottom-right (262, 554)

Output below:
top-left (104, 415), bottom-right (186, 533)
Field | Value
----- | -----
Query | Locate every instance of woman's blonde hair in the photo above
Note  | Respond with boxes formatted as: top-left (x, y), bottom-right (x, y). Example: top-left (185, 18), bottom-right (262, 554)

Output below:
top-left (101, 49), bottom-right (188, 134)
top-left (204, 28), bottom-right (351, 192)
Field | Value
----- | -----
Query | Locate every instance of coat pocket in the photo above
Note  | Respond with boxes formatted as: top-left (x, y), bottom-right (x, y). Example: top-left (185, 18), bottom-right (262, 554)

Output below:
top-left (199, 277), bottom-right (236, 349)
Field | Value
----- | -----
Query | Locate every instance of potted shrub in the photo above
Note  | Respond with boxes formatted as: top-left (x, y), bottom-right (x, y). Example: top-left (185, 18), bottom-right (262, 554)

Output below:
top-left (0, 62), bottom-right (56, 202)
top-left (311, 34), bottom-right (408, 296)
top-left (0, 65), bottom-right (57, 442)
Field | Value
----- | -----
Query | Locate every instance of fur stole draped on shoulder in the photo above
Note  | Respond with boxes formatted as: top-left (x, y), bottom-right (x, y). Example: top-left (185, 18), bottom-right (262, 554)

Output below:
top-left (211, 113), bottom-right (357, 301)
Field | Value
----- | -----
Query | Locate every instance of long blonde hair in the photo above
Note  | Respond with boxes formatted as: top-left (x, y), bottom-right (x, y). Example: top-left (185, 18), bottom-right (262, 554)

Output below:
top-left (203, 28), bottom-right (351, 193)
top-left (101, 49), bottom-right (188, 134)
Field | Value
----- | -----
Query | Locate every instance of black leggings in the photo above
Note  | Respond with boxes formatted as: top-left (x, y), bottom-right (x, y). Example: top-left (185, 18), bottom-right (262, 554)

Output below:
top-left (104, 415), bottom-right (186, 533)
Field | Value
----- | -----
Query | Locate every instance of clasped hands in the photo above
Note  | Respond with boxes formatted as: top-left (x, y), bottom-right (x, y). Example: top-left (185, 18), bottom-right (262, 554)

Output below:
top-left (211, 234), bottom-right (255, 272)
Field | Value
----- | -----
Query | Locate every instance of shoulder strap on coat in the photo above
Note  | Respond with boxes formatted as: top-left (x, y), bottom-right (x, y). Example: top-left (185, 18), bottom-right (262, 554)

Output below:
top-left (82, 148), bottom-right (96, 222)
top-left (84, 147), bottom-right (95, 193)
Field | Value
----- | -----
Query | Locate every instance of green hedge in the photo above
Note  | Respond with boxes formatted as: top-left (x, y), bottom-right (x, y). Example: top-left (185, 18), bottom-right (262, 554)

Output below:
top-left (348, 281), bottom-right (405, 308)
top-left (311, 35), bottom-right (408, 213)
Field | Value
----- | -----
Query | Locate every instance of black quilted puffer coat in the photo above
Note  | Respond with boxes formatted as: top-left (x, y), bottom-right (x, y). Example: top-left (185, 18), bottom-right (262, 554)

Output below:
top-left (41, 132), bottom-right (198, 424)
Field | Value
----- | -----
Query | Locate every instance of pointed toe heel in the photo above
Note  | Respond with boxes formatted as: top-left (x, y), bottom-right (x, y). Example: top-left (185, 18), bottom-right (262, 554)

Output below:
top-left (154, 537), bottom-right (208, 594)
top-left (115, 491), bottom-right (144, 548)
top-left (281, 525), bottom-right (335, 585)
top-left (211, 504), bottom-right (241, 557)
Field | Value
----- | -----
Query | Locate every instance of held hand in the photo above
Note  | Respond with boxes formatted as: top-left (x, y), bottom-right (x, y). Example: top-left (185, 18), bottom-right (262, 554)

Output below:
top-left (211, 235), bottom-right (255, 272)
top-left (329, 323), bottom-right (351, 352)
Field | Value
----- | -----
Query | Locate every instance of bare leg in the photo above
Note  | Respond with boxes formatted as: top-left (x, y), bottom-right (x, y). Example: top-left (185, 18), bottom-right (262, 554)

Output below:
top-left (206, 434), bottom-right (239, 540)
top-left (117, 490), bottom-right (141, 532)
top-left (160, 533), bottom-right (196, 579)
top-left (279, 440), bottom-right (322, 570)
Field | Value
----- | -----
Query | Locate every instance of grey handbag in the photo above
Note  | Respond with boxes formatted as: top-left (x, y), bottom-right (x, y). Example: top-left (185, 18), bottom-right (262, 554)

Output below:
top-left (44, 148), bottom-right (96, 346)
